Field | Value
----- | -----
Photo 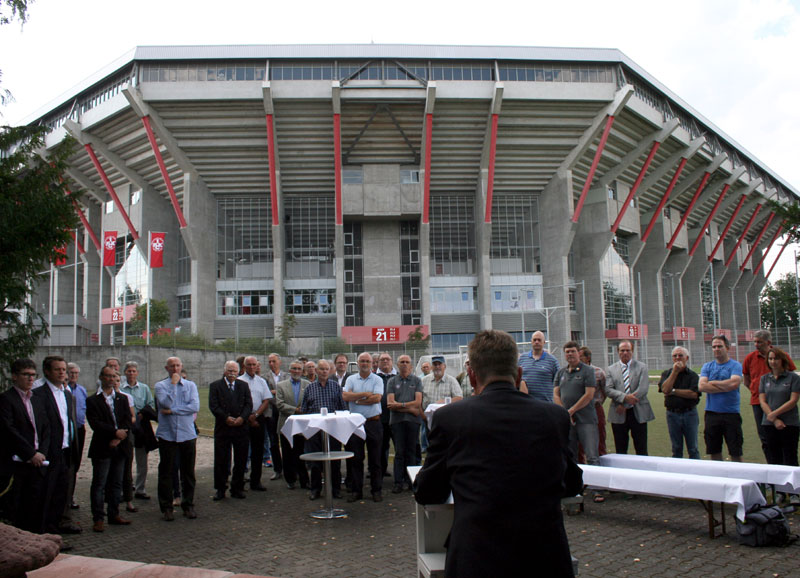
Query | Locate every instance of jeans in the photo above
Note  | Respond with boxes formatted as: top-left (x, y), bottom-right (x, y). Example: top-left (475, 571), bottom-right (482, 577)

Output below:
top-left (158, 438), bottom-right (196, 513)
top-left (666, 409), bottom-right (700, 459)
top-left (90, 451), bottom-right (126, 522)
top-left (570, 422), bottom-right (600, 465)
top-left (391, 420), bottom-right (420, 486)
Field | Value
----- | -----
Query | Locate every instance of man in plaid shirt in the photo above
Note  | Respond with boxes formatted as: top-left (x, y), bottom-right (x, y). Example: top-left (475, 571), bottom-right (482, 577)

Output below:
top-left (300, 359), bottom-right (346, 500)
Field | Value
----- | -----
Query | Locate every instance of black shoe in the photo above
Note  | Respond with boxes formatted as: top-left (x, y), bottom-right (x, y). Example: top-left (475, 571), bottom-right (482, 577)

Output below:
top-left (59, 523), bottom-right (82, 534)
top-left (60, 543), bottom-right (74, 552)
top-left (250, 484), bottom-right (267, 492)
top-left (392, 484), bottom-right (403, 494)
top-left (299, 482), bottom-right (309, 490)
top-left (347, 492), bottom-right (363, 503)
top-left (332, 490), bottom-right (342, 499)
top-left (70, 501), bottom-right (80, 510)
top-left (183, 507), bottom-right (197, 519)
top-left (373, 492), bottom-right (383, 502)
top-left (270, 471), bottom-right (282, 480)
top-left (213, 490), bottom-right (225, 501)
top-left (286, 482), bottom-right (296, 490)
top-left (309, 489), bottom-right (321, 500)
top-left (163, 509), bottom-right (174, 522)
top-left (231, 491), bottom-right (246, 499)
top-left (134, 492), bottom-right (151, 500)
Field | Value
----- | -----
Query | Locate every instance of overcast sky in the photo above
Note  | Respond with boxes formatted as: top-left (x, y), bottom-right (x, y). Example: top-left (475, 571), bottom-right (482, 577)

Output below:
top-left (2, 0), bottom-right (799, 282)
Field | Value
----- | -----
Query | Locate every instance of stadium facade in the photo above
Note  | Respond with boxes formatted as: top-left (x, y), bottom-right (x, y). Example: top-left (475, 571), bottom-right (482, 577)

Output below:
top-left (26, 44), bottom-right (799, 367)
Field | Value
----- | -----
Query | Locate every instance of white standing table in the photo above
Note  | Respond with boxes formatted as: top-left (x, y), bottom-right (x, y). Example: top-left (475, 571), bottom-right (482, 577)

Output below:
top-left (282, 412), bottom-right (365, 519)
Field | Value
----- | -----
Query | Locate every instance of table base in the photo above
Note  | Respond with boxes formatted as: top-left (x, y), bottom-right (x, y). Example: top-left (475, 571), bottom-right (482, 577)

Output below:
top-left (299, 432), bottom-right (354, 520)
top-left (309, 507), bottom-right (349, 520)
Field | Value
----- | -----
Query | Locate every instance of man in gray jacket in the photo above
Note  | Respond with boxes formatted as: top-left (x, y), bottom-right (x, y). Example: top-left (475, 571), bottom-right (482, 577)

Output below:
top-left (605, 340), bottom-right (654, 455)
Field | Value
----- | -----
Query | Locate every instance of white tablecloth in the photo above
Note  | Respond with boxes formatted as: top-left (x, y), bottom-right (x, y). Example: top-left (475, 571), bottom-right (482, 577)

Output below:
top-left (599, 454), bottom-right (800, 492)
top-left (424, 404), bottom-right (445, 428)
top-left (580, 464), bottom-right (765, 521)
top-left (281, 412), bottom-right (366, 447)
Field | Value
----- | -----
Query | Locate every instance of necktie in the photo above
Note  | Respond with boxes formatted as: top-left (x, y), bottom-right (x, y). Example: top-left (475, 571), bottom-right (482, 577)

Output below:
top-left (622, 363), bottom-right (631, 394)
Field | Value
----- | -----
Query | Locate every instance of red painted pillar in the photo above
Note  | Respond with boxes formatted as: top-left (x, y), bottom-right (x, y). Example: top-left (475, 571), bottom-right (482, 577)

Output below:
top-left (141, 116), bottom-right (187, 228)
top-left (572, 115), bottom-right (615, 223)
top-left (688, 183), bottom-right (731, 256)
top-left (740, 212), bottom-right (775, 271)
top-left (484, 113), bottom-right (499, 223)
top-left (84, 143), bottom-right (139, 240)
top-left (708, 195), bottom-right (747, 261)
top-left (766, 238), bottom-right (789, 279)
top-left (265, 114), bottom-right (280, 226)
top-left (611, 141), bottom-right (660, 233)
top-left (724, 204), bottom-right (762, 267)
top-left (422, 113), bottom-right (433, 224)
top-left (641, 157), bottom-right (687, 243)
top-left (753, 223), bottom-right (784, 275)
top-left (666, 171), bottom-right (711, 249)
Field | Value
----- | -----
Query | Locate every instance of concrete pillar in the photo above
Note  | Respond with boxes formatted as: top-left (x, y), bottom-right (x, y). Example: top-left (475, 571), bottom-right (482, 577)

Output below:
top-left (420, 222), bottom-right (431, 329)
top-left (538, 169), bottom-right (579, 347)
top-left (474, 168), bottom-right (492, 329)
top-left (680, 250), bottom-right (712, 364)
top-left (182, 173), bottom-right (216, 339)
top-left (632, 230), bottom-right (670, 365)
top-left (362, 222), bottom-right (402, 326)
top-left (335, 224), bottom-right (344, 332)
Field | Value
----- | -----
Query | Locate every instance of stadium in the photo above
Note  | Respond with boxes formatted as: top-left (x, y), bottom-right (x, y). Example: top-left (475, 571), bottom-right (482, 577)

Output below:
top-left (25, 44), bottom-right (799, 367)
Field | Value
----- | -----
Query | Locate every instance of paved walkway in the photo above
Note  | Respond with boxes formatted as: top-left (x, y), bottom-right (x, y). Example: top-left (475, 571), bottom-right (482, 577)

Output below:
top-left (52, 436), bottom-right (798, 577)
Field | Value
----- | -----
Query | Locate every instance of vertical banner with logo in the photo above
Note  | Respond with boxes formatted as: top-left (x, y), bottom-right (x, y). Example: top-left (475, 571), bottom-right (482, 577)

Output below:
top-left (103, 231), bottom-right (117, 266)
top-left (54, 245), bottom-right (67, 266)
top-left (150, 232), bottom-right (165, 268)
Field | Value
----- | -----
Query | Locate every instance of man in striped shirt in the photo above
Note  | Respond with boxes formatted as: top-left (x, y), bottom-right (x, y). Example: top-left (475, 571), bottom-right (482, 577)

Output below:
top-left (518, 331), bottom-right (560, 402)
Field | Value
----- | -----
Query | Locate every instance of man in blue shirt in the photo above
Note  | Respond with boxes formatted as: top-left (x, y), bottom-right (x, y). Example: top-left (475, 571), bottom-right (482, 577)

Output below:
top-left (699, 335), bottom-right (743, 462)
top-left (343, 352), bottom-right (385, 502)
top-left (518, 331), bottom-right (560, 401)
top-left (154, 357), bottom-right (200, 521)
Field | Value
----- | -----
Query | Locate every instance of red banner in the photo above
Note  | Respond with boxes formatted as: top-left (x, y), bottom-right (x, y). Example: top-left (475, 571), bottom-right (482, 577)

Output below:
top-left (103, 231), bottom-right (117, 267)
top-left (150, 232), bottom-right (165, 268)
top-left (54, 245), bottom-right (67, 266)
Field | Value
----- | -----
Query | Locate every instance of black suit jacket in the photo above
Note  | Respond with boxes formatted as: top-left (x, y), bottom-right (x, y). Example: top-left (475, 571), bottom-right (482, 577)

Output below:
top-left (0, 388), bottom-right (51, 472)
top-left (209, 378), bottom-right (253, 436)
top-left (414, 381), bottom-right (582, 578)
top-left (86, 391), bottom-right (133, 460)
top-left (32, 383), bottom-right (79, 465)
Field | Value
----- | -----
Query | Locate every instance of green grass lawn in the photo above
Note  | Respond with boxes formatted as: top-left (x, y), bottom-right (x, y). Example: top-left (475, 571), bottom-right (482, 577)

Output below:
top-left (194, 384), bottom-right (767, 463)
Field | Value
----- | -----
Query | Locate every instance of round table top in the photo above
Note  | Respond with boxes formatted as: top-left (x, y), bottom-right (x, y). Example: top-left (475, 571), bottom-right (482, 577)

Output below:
top-left (300, 451), bottom-right (355, 462)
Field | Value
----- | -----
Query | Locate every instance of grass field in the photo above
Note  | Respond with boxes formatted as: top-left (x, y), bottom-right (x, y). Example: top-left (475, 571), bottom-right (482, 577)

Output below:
top-left (193, 383), bottom-right (768, 463)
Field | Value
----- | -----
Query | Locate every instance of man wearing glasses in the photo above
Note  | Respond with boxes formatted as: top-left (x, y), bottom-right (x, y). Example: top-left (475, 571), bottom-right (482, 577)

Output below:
top-left (0, 359), bottom-right (51, 533)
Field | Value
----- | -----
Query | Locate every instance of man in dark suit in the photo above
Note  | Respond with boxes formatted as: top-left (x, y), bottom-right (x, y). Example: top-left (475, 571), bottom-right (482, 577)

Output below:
top-left (0, 359), bottom-right (51, 533)
top-left (33, 355), bottom-right (82, 535)
top-left (414, 330), bottom-right (581, 577)
top-left (209, 360), bottom-right (253, 500)
top-left (86, 366), bottom-right (133, 532)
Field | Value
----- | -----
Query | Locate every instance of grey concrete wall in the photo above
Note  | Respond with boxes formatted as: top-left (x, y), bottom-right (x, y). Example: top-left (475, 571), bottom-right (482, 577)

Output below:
top-left (182, 173), bottom-right (217, 339)
top-left (362, 221), bottom-right (402, 326)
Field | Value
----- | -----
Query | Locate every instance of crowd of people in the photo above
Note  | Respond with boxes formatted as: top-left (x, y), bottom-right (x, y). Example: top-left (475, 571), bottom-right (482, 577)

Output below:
top-left (0, 348), bottom-right (466, 540)
top-left (2, 326), bottom-right (798, 554)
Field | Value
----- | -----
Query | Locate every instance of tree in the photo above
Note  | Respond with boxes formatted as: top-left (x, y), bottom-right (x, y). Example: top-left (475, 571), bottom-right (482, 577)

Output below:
top-left (760, 273), bottom-right (799, 329)
top-left (0, 125), bottom-right (77, 384)
top-left (276, 313), bottom-right (297, 350)
top-left (405, 325), bottom-right (431, 355)
top-left (129, 299), bottom-right (170, 336)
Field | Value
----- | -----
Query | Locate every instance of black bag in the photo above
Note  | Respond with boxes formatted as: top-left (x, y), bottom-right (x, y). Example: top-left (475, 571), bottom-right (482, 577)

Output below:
top-left (736, 505), bottom-right (797, 547)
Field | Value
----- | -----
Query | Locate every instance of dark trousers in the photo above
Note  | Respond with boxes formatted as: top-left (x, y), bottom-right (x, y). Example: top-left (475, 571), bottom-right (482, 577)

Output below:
top-left (763, 425), bottom-right (799, 466)
top-left (280, 433), bottom-right (309, 487)
top-left (69, 425), bottom-right (86, 507)
top-left (122, 435), bottom-right (135, 502)
top-left (158, 438), bottom-right (196, 512)
top-left (214, 429), bottom-right (249, 492)
top-left (266, 413), bottom-right (283, 473)
top-left (248, 417), bottom-right (266, 487)
top-left (2, 464), bottom-right (47, 533)
top-left (43, 448), bottom-right (72, 533)
top-left (391, 420), bottom-right (420, 486)
top-left (306, 432), bottom-right (341, 493)
top-left (752, 405), bottom-right (771, 461)
top-left (346, 419), bottom-right (383, 495)
top-left (90, 450), bottom-right (126, 522)
top-left (380, 420), bottom-right (392, 476)
top-left (611, 408), bottom-right (648, 456)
